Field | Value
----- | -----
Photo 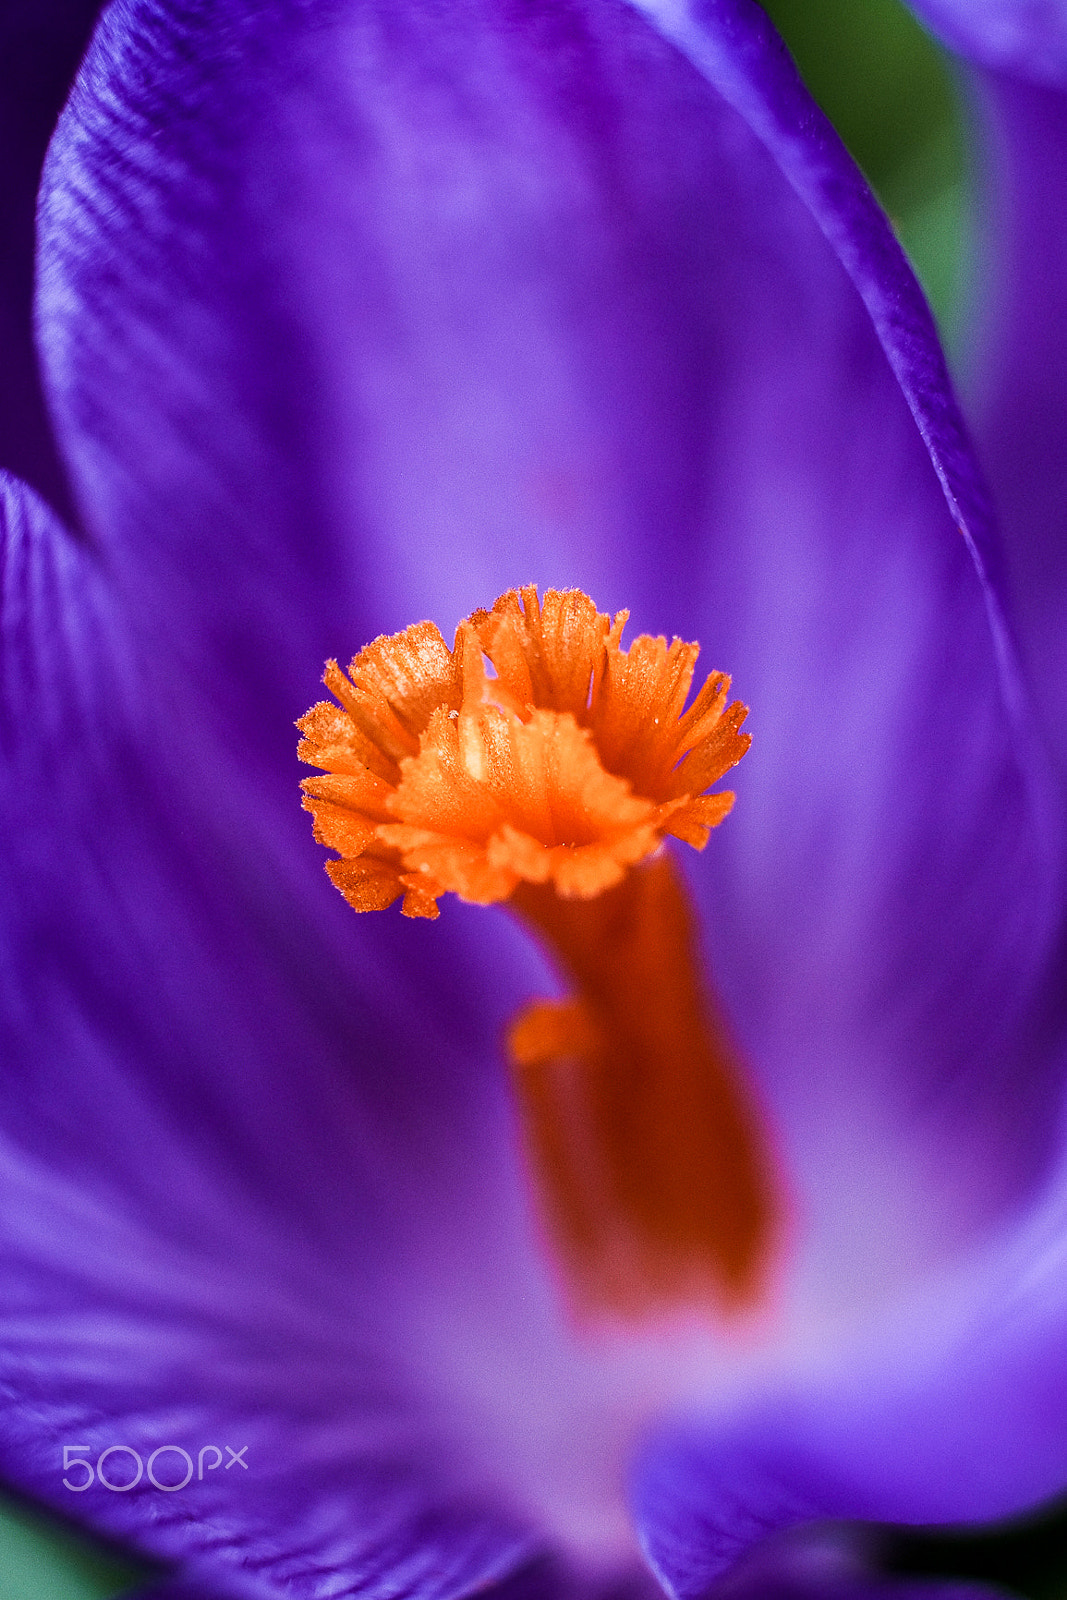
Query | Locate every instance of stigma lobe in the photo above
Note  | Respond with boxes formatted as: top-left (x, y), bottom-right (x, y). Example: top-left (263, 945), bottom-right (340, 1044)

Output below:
top-left (298, 586), bottom-right (750, 917)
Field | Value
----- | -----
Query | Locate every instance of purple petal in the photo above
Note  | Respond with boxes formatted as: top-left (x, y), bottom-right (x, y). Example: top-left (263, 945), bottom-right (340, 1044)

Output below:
top-left (20, 0), bottom-right (1067, 1576)
top-left (1, 471), bottom-right (626, 1592)
top-left (0, 1), bottom-right (102, 517)
top-left (616, 1), bottom-right (1067, 1284)
top-left (903, 4), bottom-right (1067, 777)
top-left (967, 74), bottom-right (1067, 776)
top-left (125, 1558), bottom-right (601, 1600)
top-left (633, 1170), bottom-right (1067, 1592)
top-left (907, 0), bottom-right (1067, 82)
top-left (3, 469), bottom-right (737, 1593)
top-left (638, 1500), bottom-right (1001, 1600)
top-left (630, 0), bottom-right (1002, 594)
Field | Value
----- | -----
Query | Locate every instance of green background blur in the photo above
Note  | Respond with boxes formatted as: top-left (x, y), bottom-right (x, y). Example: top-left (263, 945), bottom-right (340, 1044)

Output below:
top-left (765, 0), bottom-right (969, 345)
top-left (0, 1), bottom-right (971, 1595)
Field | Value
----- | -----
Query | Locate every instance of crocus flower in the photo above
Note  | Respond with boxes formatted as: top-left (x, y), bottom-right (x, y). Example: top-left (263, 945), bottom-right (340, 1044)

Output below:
top-left (4, 1), bottom-right (1067, 1597)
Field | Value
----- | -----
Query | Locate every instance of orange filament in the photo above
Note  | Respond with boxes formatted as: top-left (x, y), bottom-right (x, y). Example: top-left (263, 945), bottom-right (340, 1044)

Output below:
top-left (298, 587), bottom-right (778, 1317)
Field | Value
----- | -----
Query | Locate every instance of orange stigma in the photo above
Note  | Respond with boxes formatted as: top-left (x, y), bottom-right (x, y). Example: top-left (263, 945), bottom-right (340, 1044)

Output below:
top-left (299, 587), bottom-right (780, 1319)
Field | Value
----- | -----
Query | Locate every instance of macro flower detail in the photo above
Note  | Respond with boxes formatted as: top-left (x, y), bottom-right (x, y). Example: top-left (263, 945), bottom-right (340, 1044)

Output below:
top-left (299, 585), bottom-right (776, 1319)
top-left (298, 585), bottom-right (750, 918)
top-left (6, 0), bottom-right (1067, 1598)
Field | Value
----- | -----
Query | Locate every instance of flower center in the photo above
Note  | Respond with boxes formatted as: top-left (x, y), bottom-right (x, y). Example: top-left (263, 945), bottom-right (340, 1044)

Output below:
top-left (299, 587), bottom-right (780, 1319)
